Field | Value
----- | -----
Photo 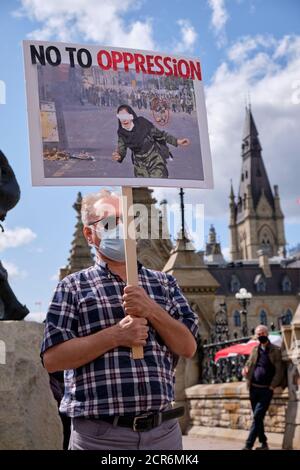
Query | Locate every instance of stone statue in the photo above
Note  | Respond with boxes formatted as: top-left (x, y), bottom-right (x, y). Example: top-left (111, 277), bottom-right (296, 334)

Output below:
top-left (0, 150), bottom-right (21, 229)
top-left (0, 150), bottom-right (29, 320)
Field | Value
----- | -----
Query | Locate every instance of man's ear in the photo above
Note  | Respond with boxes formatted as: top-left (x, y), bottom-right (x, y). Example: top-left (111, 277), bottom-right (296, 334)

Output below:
top-left (83, 226), bottom-right (92, 244)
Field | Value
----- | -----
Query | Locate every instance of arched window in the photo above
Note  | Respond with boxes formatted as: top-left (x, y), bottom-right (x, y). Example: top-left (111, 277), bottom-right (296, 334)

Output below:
top-left (282, 309), bottom-right (293, 325)
top-left (282, 275), bottom-right (292, 293)
top-left (259, 309), bottom-right (268, 325)
top-left (230, 275), bottom-right (240, 293)
top-left (259, 226), bottom-right (274, 257)
top-left (254, 274), bottom-right (266, 293)
top-left (257, 278), bottom-right (266, 292)
top-left (260, 238), bottom-right (272, 255)
top-left (233, 310), bottom-right (241, 327)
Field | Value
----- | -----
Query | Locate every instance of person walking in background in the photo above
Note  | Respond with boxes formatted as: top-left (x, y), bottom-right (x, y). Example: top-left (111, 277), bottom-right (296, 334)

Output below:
top-left (242, 324), bottom-right (285, 450)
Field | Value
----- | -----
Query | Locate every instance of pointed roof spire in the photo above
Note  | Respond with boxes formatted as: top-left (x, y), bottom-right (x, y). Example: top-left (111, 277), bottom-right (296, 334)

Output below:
top-left (237, 106), bottom-right (275, 220)
top-left (243, 105), bottom-right (259, 141)
top-left (163, 232), bottom-right (220, 290)
top-left (208, 224), bottom-right (217, 243)
top-left (205, 225), bottom-right (225, 264)
top-left (179, 187), bottom-right (188, 242)
top-left (230, 179), bottom-right (235, 200)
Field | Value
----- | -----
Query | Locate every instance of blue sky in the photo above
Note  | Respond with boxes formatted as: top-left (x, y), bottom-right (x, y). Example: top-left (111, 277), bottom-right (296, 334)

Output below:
top-left (0, 0), bottom-right (299, 317)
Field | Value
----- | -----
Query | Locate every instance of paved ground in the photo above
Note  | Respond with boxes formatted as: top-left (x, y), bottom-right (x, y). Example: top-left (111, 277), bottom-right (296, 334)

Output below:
top-left (182, 436), bottom-right (281, 450)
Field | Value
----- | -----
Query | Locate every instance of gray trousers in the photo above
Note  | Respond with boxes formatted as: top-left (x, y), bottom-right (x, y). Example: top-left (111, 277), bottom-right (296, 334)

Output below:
top-left (69, 416), bottom-right (183, 450)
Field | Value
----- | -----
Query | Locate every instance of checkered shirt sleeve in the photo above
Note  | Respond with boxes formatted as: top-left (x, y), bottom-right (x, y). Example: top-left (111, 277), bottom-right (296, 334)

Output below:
top-left (41, 279), bottom-right (78, 355)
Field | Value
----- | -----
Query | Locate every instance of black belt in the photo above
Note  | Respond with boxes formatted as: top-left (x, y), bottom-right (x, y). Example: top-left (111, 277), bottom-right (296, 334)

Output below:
top-left (251, 383), bottom-right (271, 389)
top-left (97, 406), bottom-right (184, 432)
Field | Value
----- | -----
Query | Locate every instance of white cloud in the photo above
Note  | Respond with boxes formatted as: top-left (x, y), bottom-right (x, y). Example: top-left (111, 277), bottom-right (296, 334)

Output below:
top-left (14, 0), bottom-right (155, 49)
top-left (0, 227), bottom-right (37, 251)
top-left (227, 35), bottom-right (276, 63)
top-left (175, 19), bottom-right (197, 54)
top-left (154, 34), bottom-right (300, 246)
top-left (205, 34), bottom-right (300, 221)
top-left (208, 0), bottom-right (229, 47)
top-left (1, 260), bottom-right (28, 279)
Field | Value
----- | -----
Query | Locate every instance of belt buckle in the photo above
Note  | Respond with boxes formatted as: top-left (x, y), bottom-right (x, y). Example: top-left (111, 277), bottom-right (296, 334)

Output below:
top-left (133, 414), bottom-right (151, 432)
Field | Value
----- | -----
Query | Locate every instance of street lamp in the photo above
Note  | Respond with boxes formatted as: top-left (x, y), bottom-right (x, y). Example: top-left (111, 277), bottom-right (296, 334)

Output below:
top-left (235, 288), bottom-right (252, 337)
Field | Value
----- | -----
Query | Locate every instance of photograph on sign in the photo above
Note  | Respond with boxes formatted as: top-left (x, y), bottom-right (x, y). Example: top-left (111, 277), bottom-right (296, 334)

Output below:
top-left (23, 41), bottom-right (213, 188)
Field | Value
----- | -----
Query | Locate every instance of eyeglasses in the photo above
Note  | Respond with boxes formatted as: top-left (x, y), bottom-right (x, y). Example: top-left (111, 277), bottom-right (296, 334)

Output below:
top-left (89, 215), bottom-right (123, 231)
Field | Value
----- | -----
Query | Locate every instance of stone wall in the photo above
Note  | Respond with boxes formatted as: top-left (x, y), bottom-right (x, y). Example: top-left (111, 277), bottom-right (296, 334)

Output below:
top-left (0, 321), bottom-right (63, 450)
top-left (186, 382), bottom-right (288, 436)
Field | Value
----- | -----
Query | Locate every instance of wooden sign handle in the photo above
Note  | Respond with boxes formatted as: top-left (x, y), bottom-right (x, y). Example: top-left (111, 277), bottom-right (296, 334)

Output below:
top-left (121, 186), bottom-right (144, 359)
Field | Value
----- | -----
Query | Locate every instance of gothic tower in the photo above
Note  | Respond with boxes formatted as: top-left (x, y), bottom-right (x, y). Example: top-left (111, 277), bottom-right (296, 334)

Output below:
top-left (229, 106), bottom-right (286, 260)
top-left (205, 225), bottom-right (225, 264)
top-left (133, 187), bottom-right (173, 270)
top-left (59, 192), bottom-right (94, 280)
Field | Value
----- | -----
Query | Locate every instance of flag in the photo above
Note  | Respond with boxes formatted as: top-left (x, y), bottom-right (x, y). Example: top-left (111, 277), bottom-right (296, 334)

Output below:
top-left (214, 332), bottom-right (282, 362)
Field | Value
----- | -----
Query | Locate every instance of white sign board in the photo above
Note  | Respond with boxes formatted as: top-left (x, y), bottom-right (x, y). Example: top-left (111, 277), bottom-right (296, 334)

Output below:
top-left (23, 40), bottom-right (213, 189)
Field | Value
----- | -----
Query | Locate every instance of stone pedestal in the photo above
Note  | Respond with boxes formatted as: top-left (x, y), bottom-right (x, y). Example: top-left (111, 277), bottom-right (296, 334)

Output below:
top-left (175, 354), bottom-right (199, 432)
top-left (0, 321), bottom-right (63, 450)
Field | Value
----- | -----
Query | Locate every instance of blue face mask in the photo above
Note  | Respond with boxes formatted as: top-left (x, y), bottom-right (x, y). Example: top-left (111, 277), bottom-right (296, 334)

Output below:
top-left (94, 222), bottom-right (126, 262)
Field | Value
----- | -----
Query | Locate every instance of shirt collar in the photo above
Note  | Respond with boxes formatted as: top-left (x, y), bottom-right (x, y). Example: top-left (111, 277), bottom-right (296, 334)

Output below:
top-left (95, 258), bottom-right (108, 270)
top-left (95, 258), bottom-right (143, 274)
top-left (259, 342), bottom-right (270, 351)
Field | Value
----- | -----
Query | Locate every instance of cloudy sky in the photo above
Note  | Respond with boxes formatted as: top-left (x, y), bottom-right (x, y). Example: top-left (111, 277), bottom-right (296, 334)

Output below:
top-left (0, 0), bottom-right (299, 319)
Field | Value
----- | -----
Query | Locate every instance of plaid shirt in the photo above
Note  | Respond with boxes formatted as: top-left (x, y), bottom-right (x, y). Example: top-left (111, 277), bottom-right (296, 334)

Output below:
top-left (41, 260), bottom-right (198, 418)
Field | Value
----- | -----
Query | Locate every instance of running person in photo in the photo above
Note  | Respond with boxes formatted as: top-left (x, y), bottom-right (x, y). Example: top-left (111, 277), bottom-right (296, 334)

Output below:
top-left (112, 105), bottom-right (190, 178)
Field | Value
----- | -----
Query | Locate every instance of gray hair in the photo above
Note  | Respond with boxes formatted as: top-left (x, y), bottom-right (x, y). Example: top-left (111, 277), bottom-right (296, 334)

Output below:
top-left (255, 324), bottom-right (269, 335)
top-left (81, 189), bottom-right (120, 226)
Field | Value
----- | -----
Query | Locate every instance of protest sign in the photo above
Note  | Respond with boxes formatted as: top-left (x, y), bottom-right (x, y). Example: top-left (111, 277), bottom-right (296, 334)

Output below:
top-left (23, 40), bottom-right (214, 358)
top-left (23, 40), bottom-right (213, 189)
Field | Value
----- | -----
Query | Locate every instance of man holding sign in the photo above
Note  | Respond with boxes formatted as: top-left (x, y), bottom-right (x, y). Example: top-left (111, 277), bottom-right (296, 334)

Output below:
top-left (41, 189), bottom-right (198, 450)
